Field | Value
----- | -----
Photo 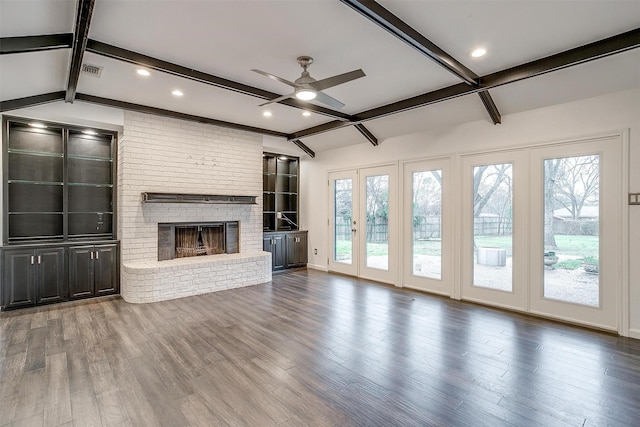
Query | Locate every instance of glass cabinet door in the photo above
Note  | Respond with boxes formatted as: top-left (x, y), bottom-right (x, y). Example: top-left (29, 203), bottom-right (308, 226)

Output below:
top-left (67, 131), bottom-right (114, 238)
top-left (6, 122), bottom-right (64, 241)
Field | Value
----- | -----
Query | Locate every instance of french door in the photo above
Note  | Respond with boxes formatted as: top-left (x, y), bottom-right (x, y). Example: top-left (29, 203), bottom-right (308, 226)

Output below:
top-left (461, 136), bottom-right (622, 330)
top-left (329, 165), bottom-right (398, 284)
top-left (529, 138), bottom-right (621, 330)
top-left (461, 150), bottom-right (528, 311)
top-left (402, 158), bottom-right (452, 295)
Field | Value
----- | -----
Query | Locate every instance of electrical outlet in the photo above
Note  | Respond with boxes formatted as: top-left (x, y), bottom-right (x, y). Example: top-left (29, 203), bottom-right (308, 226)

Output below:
top-left (630, 193), bottom-right (640, 205)
top-left (314, 248), bottom-right (318, 255)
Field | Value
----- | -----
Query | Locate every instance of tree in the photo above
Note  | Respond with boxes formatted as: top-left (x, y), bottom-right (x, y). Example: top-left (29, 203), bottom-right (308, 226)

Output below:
top-left (544, 155), bottom-right (599, 249)
top-left (553, 155), bottom-right (599, 219)
top-left (544, 159), bottom-right (562, 249)
top-left (473, 164), bottom-right (511, 217)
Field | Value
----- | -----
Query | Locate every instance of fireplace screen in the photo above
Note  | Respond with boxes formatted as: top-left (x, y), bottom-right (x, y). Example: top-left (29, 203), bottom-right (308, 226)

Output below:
top-left (158, 221), bottom-right (239, 261)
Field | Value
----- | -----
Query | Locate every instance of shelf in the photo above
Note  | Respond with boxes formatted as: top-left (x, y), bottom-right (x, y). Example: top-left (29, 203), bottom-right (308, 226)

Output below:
top-left (9, 213), bottom-right (63, 217)
top-left (263, 152), bottom-right (300, 232)
top-left (142, 192), bottom-right (257, 204)
top-left (67, 154), bottom-right (113, 162)
top-left (8, 180), bottom-right (63, 186)
top-left (4, 117), bottom-right (117, 244)
top-left (68, 183), bottom-right (113, 188)
top-left (7, 148), bottom-right (64, 158)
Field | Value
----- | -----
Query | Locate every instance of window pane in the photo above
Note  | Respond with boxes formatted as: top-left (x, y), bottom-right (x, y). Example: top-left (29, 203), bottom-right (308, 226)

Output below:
top-left (543, 155), bottom-right (599, 307)
top-left (334, 178), bottom-right (353, 264)
top-left (366, 175), bottom-right (389, 270)
top-left (473, 163), bottom-right (513, 291)
top-left (412, 170), bottom-right (442, 279)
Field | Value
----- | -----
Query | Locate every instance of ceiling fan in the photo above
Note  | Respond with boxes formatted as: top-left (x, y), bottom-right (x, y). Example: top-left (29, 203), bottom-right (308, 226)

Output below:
top-left (252, 56), bottom-right (365, 109)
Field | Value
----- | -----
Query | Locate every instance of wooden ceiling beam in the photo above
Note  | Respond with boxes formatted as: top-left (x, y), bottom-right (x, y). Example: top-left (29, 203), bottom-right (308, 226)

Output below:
top-left (290, 140), bottom-right (316, 158)
top-left (75, 93), bottom-right (290, 138)
top-left (0, 34), bottom-right (73, 55)
top-left (291, 28), bottom-right (639, 140)
top-left (86, 39), bottom-right (379, 146)
top-left (65, 0), bottom-right (95, 103)
top-left (340, 0), bottom-right (501, 125)
top-left (0, 91), bottom-right (66, 112)
top-left (85, 39), bottom-right (354, 122)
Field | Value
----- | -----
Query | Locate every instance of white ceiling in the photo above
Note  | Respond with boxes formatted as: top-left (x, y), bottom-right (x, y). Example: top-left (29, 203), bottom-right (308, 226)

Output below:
top-left (1, 0), bottom-right (639, 155)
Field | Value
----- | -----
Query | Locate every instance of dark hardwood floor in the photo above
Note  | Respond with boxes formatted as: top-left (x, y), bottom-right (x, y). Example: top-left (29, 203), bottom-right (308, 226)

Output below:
top-left (1, 269), bottom-right (639, 426)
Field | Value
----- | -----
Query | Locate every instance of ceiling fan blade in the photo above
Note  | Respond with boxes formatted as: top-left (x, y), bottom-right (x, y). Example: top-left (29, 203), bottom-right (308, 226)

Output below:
top-left (258, 93), bottom-right (295, 107)
top-left (310, 69), bottom-right (366, 91)
top-left (314, 91), bottom-right (345, 109)
top-left (252, 69), bottom-right (297, 88)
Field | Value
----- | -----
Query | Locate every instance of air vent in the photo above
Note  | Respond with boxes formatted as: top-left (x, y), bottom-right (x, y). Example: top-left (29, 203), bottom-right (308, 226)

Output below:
top-left (81, 63), bottom-right (103, 78)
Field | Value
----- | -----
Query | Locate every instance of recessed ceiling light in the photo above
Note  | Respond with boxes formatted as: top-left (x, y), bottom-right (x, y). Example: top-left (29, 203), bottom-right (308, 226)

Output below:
top-left (263, 111), bottom-right (273, 117)
top-left (82, 129), bottom-right (97, 135)
top-left (171, 90), bottom-right (184, 97)
top-left (29, 122), bottom-right (47, 128)
top-left (302, 111), bottom-right (311, 117)
top-left (471, 48), bottom-right (487, 58)
top-left (136, 69), bottom-right (151, 76)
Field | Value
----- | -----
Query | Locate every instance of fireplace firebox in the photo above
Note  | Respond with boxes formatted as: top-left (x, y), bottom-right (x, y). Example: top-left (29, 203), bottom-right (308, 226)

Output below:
top-left (158, 221), bottom-right (239, 261)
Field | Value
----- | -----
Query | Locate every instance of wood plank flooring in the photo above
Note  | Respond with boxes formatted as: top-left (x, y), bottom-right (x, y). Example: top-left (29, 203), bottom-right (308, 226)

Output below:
top-left (1, 269), bottom-right (639, 426)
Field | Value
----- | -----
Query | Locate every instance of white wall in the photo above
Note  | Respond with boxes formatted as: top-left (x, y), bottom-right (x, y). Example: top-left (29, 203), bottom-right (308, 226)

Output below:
top-left (300, 89), bottom-right (640, 337)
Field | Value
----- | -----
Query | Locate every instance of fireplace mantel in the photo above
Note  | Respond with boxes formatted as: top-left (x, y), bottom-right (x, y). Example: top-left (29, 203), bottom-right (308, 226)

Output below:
top-left (142, 192), bottom-right (257, 204)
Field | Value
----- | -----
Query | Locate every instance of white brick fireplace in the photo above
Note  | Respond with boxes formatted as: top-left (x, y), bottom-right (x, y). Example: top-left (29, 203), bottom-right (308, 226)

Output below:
top-left (118, 112), bottom-right (271, 303)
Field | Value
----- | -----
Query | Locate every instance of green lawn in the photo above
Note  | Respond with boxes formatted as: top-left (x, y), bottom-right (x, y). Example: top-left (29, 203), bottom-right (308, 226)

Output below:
top-left (335, 235), bottom-right (599, 260)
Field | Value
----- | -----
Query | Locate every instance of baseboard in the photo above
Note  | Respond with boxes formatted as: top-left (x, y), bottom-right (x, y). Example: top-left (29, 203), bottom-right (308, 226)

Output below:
top-left (307, 263), bottom-right (328, 272)
top-left (629, 328), bottom-right (640, 340)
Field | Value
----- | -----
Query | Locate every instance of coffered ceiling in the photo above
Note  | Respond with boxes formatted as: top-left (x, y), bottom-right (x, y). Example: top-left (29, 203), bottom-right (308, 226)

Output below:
top-left (1, 0), bottom-right (639, 156)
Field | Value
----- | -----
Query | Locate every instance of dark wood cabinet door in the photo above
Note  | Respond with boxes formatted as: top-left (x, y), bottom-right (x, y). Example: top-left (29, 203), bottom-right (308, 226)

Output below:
top-left (272, 234), bottom-right (286, 271)
top-left (264, 234), bottom-right (286, 271)
top-left (69, 246), bottom-right (95, 298)
top-left (286, 232), bottom-right (308, 268)
top-left (94, 244), bottom-right (117, 295)
top-left (2, 249), bottom-right (36, 308)
top-left (296, 232), bottom-right (308, 266)
top-left (36, 248), bottom-right (65, 304)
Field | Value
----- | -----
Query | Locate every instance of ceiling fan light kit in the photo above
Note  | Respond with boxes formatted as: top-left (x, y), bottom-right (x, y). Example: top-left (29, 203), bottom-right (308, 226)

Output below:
top-left (295, 88), bottom-right (317, 101)
top-left (253, 55), bottom-right (365, 109)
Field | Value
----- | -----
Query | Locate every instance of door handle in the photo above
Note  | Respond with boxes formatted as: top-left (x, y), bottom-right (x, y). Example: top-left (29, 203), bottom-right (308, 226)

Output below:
top-left (90, 251), bottom-right (94, 260)
top-left (95, 251), bottom-right (99, 260)
top-left (37, 255), bottom-right (41, 264)
top-left (31, 255), bottom-right (35, 265)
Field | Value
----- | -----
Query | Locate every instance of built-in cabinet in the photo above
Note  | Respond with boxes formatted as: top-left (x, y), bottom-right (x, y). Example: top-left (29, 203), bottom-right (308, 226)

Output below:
top-left (286, 231), bottom-right (308, 268)
top-left (2, 247), bottom-right (65, 309)
top-left (263, 152), bottom-right (299, 232)
top-left (264, 230), bottom-right (308, 271)
top-left (1, 116), bottom-right (119, 310)
top-left (69, 244), bottom-right (118, 298)
top-left (263, 151), bottom-right (307, 271)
